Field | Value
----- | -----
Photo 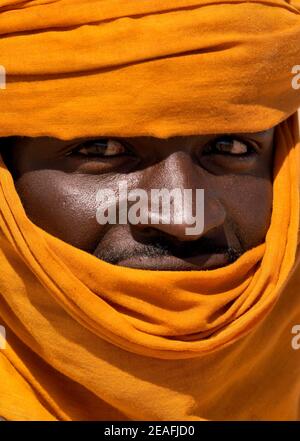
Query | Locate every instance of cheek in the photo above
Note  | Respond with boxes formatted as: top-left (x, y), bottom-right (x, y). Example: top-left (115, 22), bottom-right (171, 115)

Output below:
top-left (220, 175), bottom-right (273, 248)
top-left (14, 170), bottom-right (104, 251)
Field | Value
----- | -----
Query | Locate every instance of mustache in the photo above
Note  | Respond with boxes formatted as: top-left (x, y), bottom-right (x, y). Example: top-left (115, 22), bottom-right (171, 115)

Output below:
top-left (95, 235), bottom-right (243, 265)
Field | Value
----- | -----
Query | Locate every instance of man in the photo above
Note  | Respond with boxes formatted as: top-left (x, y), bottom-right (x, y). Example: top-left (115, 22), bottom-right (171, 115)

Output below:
top-left (0, 0), bottom-right (300, 421)
top-left (1, 131), bottom-right (274, 271)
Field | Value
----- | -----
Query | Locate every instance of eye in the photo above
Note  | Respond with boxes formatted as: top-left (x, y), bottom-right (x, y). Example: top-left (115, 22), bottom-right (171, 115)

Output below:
top-left (204, 137), bottom-right (255, 156)
top-left (68, 138), bottom-right (129, 158)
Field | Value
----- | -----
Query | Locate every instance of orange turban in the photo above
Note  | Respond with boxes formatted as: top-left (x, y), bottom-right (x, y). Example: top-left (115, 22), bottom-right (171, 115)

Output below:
top-left (0, 0), bottom-right (300, 139)
top-left (0, 0), bottom-right (300, 420)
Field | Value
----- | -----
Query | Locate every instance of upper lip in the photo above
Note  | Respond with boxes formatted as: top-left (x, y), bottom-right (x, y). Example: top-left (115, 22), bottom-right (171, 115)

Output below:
top-left (94, 227), bottom-right (243, 270)
top-left (117, 252), bottom-right (232, 271)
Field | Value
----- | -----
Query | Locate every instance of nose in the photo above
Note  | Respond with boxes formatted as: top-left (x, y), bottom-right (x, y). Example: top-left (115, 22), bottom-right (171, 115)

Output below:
top-left (132, 151), bottom-right (226, 242)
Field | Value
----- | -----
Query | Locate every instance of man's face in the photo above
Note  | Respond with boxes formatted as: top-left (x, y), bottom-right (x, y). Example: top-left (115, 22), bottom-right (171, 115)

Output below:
top-left (2, 130), bottom-right (274, 270)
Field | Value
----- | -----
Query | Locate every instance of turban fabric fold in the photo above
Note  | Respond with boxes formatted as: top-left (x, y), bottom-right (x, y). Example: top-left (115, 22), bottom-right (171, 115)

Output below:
top-left (0, 0), bottom-right (300, 138)
top-left (0, 0), bottom-right (300, 420)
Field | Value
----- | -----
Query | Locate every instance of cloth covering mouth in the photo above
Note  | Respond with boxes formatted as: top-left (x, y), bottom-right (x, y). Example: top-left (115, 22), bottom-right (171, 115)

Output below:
top-left (0, 115), bottom-right (299, 420)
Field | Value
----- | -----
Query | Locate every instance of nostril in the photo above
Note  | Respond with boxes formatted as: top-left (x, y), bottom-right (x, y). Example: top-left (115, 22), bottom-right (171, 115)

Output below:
top-left (141, 226), bottom-right (157, 235)
top-left (131, 225), bottom-right (161, 238)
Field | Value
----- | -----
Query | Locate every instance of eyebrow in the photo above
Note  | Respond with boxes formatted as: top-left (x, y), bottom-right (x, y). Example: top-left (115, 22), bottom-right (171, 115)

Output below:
top-left (238, 128), bottom-right (274, 138)
top-left (47, 128), bottom-right (275, 154)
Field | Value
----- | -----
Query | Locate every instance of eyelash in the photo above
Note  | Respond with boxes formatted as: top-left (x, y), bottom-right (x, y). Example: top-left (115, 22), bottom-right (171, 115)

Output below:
top-left (203, 137), bottom-right (257, 157)
top-left (67, 137), bottom-right (257, 159)
top-left (67, 139), bottom-right (131, 159)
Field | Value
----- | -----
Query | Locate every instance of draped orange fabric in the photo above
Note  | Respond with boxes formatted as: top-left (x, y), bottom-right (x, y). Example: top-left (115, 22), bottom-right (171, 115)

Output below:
top-left (0, 0), bottom-right (300, 420)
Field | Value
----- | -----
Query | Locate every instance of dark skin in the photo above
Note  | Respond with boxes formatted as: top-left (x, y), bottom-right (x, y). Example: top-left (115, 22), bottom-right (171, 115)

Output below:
top-left (1, 129), bottom-right (274, 270)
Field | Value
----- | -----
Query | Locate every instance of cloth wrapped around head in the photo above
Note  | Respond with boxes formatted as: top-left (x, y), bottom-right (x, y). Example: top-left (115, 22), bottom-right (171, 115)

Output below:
top-left (0, 0), bottom-right (300, 421)
top-left (0, 0), bottom-right (300, 138)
